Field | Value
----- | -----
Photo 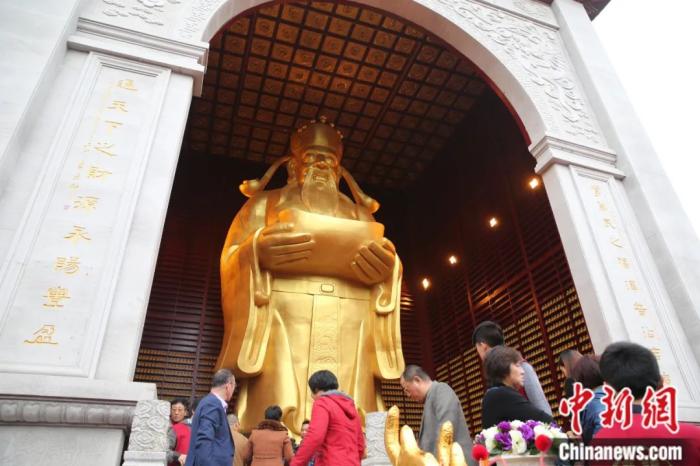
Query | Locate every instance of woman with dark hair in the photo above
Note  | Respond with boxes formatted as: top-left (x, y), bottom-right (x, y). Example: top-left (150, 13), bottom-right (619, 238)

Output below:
top-left (481, 346), bottom-right (553, 428)
top-left (243, 404), bottom-right (294, 466)
top-left (291, 370), bottom-right (365, 466)
top-left (571, 354), bottom-right (605, 444)
top-left (558, 349), bottom-right (582, 398)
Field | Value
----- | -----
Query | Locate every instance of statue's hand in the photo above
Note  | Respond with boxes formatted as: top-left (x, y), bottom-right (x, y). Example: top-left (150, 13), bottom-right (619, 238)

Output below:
top-left (351, 238), bottom-right (396, 285)
top-left (257, 223), bottom-right (314, 269)
top-left (385, 406), bottom-right (467, 466)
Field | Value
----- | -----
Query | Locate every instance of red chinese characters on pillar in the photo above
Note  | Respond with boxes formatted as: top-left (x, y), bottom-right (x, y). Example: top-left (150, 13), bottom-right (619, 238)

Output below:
top-left (558, 382), bottom-right (594, 436)
top-left (600, 385), bottom-right (634, 430)
top-left (641, 386), bottom-right (679, 433)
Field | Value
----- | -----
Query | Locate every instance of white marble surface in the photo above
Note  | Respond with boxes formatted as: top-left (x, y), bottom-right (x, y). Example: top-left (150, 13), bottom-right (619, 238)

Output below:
top-left (0, 0), bottom-right (82, 198)
top-left (538, 147), bottom-right (700, 421)
top-left (0, 426), bottom-right (124, 466)
top-left (363, 411), bottom-right (391, 466)
top-left (552, 0), bottom-right (700, 373)
top-left (0, 52), bottom-right (174, 378)
top-left (0, 373), bottom-right (156, 401)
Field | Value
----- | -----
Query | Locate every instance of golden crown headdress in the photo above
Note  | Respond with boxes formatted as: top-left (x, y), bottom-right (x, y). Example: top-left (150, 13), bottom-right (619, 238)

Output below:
top-left (239, 117), bottom-right (378, 213)
top-left (290, 116), bottom-right (344, 159)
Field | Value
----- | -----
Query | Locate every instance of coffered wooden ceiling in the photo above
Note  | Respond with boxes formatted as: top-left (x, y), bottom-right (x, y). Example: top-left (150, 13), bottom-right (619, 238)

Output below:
top-left (185, 1), bottom-right (490, 189)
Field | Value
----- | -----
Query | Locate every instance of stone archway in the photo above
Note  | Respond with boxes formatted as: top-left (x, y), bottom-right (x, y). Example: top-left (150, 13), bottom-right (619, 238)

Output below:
top-left (4, 2), bottom-right (700, 465)
top-left (63, 0), bottom-right (700, 420)
top-left (176, 0), bottom-right (700, 421)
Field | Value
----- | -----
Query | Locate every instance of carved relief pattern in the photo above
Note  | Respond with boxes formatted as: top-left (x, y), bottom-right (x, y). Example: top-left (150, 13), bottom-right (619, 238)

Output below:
top-left (418, 0), bottom-right (604, 145)
top-left (363, 412), bottom-right (391, 464)
top-left (0, 398), bottom-right (135, 427)
top-left (102, 0), bottom-right (182, 26)
top-left (177, 0), bottom-right (224, 39)
top-left (126, 400), bottom-right (170, 452)
top-left (95, 0), bottom-right (603, 145)
top-left (512, 0), bottom-right (553, 21)
top-left (307, 298), bottom-right (340, 378)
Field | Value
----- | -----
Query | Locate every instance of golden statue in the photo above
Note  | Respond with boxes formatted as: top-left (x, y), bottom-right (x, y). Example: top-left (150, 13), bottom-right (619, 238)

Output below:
top-left (385, 406), bottom-right (468, 466)
top-left (216, 117), bottom-right (405, 434)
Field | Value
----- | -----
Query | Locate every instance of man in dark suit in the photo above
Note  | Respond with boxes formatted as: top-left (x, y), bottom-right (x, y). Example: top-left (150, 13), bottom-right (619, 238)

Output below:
top-left (185, 369), bottom-right (236, 466)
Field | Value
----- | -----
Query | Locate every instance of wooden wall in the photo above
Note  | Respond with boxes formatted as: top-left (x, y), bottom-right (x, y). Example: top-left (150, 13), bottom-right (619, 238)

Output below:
top-left (394, 93), bottom-right (593, 433)
top-left (135, 91), bottom-right (593, 435)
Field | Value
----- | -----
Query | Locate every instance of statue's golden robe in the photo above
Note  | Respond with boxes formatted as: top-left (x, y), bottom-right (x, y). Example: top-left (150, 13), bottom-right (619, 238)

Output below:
top-left (217, 184), bottom-right (404, 434)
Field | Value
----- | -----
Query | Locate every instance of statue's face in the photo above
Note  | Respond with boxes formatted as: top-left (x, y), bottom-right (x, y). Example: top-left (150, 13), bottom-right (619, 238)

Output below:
top-left (296, 147), bottom-right (340, 186)
top-left (296, 147), bottom-right (341, 215)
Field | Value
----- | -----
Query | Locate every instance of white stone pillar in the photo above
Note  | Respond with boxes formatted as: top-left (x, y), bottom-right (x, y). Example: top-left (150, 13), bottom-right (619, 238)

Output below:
top-left (0, 14), bottom-right (203, 466)
top-left (122, 400), bottom-right (170, 466)
top-left (363, 411), bottom-right (392, 466)
top-left (533, 137), bottom-right (700, 421)
top-left (551, 0), bottom-right (700, 386)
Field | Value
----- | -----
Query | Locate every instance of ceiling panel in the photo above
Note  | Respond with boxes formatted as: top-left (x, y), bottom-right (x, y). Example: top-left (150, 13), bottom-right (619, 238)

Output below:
top-left (185, 1), bottom-right (490, 189)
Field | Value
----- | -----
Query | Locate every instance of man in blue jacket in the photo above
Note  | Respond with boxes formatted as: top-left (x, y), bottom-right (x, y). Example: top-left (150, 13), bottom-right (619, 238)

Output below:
top-left (185, 369), bottom-right (236, 466)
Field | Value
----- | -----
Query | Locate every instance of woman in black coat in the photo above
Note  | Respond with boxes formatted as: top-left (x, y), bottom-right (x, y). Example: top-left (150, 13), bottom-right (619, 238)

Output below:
top-left (481, 346), bottom-right (553, 429)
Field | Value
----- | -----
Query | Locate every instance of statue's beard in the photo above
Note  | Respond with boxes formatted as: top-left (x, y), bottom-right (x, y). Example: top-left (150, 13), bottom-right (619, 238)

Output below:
top-left (300, 167), bottom-right (339, 215)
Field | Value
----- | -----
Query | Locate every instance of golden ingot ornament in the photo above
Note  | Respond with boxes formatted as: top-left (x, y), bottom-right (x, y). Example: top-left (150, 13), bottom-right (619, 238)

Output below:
top-left (385, 406), bottom-right (467, 466)
top-left (217, 118), bottom-right (404, 434)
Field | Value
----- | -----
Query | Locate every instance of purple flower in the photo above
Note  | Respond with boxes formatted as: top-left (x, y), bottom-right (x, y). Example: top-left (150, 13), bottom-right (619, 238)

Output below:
top-left (494, 431), bottom-right (512, 451)
top-left (518, 424), bottom-right (534, 443)
top-left (550, 422), bottom-right (560, 429)
top-left (497, 421), bottom-right (512, 432)
top-left (475, 433), bottom-right (485, 444)
top-left (525, 420), bottom-right (540, 429)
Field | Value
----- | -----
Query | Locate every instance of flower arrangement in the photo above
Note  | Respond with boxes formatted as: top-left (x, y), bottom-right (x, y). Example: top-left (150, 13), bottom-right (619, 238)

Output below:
top-left (474, 420), bottom-right (567, 457)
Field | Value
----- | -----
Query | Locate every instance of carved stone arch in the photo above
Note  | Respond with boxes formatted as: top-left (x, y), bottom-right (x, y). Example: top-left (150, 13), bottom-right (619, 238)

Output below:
top-left (184, 0), bottom-right (608, 153)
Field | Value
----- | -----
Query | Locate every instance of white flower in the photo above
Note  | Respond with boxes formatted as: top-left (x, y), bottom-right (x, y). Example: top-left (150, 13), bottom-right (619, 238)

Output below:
top-left (533, 425), bottom-right (553, 439)
top-left (482, 426), bottom-right (499, 452)
top-left (509, 430), bottom-right (527, 454)
top-left (510, 420), bottom-right (524, 429)
top-left (485, 436), bottom-right (497, 452)
top-left (551, 427), bottom-right (568, 440)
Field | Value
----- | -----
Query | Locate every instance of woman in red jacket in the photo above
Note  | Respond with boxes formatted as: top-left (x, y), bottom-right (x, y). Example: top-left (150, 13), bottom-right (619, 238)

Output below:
top-left (291, 370), bottom-right (365, 466)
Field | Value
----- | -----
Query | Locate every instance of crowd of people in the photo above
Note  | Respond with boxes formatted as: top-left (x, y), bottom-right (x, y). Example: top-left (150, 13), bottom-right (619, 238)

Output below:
top-left (163, 320), bottom-right (700, 466)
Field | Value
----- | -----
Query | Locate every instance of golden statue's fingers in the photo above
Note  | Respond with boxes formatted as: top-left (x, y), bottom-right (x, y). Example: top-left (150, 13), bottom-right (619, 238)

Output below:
top-left (356, 251), bottom-right (383, 277)
top-left (381, 238), bottom-right (397, 253)
top-left (367, 241), bottom-right (395, 267)
top-left (350, 261), bottom-right (374, 285)
top-left (271, 251), bottom-right (312, 266)
top-left (269, 241), bottom-right (315, 255)
top-left (450, 443), bottom-right (467, 466)
top-left (384, 406), bottom-right (401, 466)
top-left (353, 257), bottom-right (379, 282)
top-left (359, 246), bottom-right (390, 274)
top-left (400, 425), bottom-right (421, 454)
top-left (262, 232), bottom-right (312, 246)
top-left (436, 421), bottom-right (454, 466)
top-left (262, 222), bottom-right (295, 235)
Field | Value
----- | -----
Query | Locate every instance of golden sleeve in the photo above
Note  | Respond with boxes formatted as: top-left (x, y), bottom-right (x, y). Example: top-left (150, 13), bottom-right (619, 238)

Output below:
top-left (371, 252), bottom-right (405, 379)
top-left (217, 195), bottom-right (271, 376)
